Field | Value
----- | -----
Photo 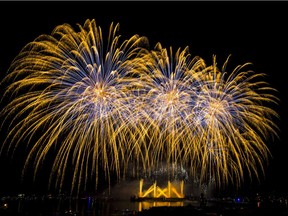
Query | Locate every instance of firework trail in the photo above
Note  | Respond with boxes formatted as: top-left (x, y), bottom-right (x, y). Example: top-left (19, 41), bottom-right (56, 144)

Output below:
top-left (0, 19), bottom-right (149, 194)
top-left (129, 43), bottom-right (207, 174)
top-left (186, 55), bottom-right (279, 187)
top-left (133, 43), bottom-right (279, 188)
top-left (0, 19), bottom-right (279, 194)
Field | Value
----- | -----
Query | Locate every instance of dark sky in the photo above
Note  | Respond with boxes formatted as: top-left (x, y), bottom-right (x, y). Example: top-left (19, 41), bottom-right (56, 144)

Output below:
top-left (0, 1), bottom-right (288, 196)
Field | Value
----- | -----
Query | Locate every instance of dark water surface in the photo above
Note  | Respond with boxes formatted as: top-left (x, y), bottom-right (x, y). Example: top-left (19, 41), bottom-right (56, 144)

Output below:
top-left (2, 196), bottom-right (288, 216)
top-left (0, 197), bottom-right (199, 216)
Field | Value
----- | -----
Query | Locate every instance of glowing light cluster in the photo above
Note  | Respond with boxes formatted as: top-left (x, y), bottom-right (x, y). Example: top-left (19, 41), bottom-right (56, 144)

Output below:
top-left (0, 19), bottom-right (279, 194)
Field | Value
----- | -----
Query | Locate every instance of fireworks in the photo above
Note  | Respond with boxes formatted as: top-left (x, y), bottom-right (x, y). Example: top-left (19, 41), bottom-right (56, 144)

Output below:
top-left (0, 19), bottom-right (149, 193)
top-left (0, 19), bottom-right (279, 194)
top-left (132, 44), bottom-right (279, 188)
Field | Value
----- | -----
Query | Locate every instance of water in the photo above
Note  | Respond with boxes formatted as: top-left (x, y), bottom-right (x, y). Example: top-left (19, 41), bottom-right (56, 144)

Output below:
top-left (3, 195), bottom-right (288, 216)
top-left (0, 197), bottom-right (198, 216)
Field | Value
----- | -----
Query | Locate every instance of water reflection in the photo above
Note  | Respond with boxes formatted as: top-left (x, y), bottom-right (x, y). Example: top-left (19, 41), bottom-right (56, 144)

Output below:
top-left (2, 193), bottom-right (288, 216)
top-left (1, 197), bottom-right (194, 216)
top-left (138, 200), bottom-right (196, 212)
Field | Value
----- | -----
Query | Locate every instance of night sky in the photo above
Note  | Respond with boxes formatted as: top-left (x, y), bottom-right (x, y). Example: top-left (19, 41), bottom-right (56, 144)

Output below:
top-left (0, 1), bottom-right (288, 196)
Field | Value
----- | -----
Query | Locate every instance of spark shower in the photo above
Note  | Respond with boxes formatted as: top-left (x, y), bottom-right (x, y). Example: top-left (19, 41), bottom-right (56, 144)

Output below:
top-left (0, 19), bottom-right (279, 195)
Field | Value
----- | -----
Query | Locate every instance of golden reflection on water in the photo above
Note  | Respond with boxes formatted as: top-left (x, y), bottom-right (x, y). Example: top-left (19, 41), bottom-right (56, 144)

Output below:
top-left (138, 201), bottom-right (183, 212)
top-left (137, 200), bottom-right (199, 212)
